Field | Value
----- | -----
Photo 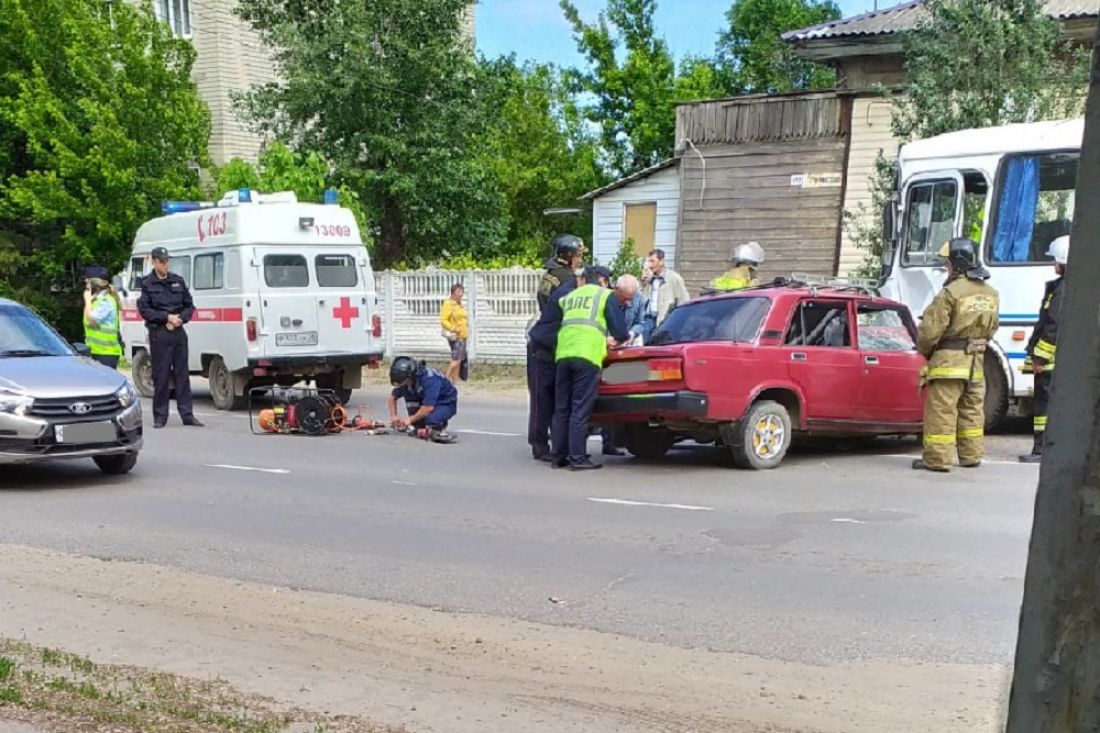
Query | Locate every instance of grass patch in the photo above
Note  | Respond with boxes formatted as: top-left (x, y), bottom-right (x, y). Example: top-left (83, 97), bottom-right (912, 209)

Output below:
top-left (0, 639), bottom-right (401, 732)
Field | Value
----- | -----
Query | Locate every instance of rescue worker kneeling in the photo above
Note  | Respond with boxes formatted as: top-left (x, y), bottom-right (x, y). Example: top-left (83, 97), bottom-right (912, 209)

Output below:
top-left (387, 356), bottom-right (458, 444)
top-left (710, 241), bottom-right (764, 291)
top-left (550, 265), bottom-right (632, 470)
top-left (913, 238), bottom-right (1000, 472)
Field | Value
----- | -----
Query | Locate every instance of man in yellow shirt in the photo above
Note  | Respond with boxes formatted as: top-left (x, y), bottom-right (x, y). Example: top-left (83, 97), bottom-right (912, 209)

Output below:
top-left (440, 283), bottom-right (469, 383)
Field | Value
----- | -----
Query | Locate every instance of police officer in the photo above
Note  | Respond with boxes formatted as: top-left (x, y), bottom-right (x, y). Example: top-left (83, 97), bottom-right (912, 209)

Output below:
top-left (550, 265), bottom-right (632, 470)
top-left (710, 242), bottom-right (764, 291)
top-left (82, 265), bottom-right (123, 368)
top-left (387, 356), bottom-right (458, 443)
top-left (1019, 235), bottom-right (1069, 463)
top-left (137, 247), bottom-right (203, 429)
top-left (913, 238), bottom-right (999, 472)
top-left (536, 234), bottom-right (585, 310)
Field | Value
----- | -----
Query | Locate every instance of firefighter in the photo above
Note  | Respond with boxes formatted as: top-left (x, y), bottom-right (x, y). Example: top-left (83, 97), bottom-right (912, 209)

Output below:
top-left (710, 242), bottom-right (764, 291)
top-left (388, 356), bottom-right (458, 443)
top-left (1019, 235), bottom-right (1069, 463)
top-left (913, 238), bottom-right (1000, 473)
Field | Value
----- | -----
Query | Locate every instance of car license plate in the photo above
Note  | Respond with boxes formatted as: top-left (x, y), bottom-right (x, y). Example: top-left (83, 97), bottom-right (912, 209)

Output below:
top-left (56, 421), bottom-right (116, 444)
top-left (603, 361), bottom-right (651, 385)
top-left (276, 331), bottom-right (319, 347)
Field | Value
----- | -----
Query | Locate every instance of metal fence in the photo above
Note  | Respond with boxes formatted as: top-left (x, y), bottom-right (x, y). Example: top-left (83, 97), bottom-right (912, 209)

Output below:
top-left (376, 268), bottom-right (540, 363)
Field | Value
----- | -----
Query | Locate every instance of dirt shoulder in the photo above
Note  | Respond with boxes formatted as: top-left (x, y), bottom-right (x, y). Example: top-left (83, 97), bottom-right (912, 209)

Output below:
top-left (0, 544), bottom-right (1007, 733)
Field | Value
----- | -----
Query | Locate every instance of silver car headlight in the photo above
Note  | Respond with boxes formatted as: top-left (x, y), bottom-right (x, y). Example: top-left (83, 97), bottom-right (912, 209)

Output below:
top-left (116, 382), bottom-right (137, 408)
top-left (0, 389), bottom-right (33, 416)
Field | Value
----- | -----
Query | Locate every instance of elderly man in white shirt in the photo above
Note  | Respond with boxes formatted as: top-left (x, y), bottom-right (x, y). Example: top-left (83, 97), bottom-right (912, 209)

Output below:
top-left (639, 248), bottom-right (690, 343)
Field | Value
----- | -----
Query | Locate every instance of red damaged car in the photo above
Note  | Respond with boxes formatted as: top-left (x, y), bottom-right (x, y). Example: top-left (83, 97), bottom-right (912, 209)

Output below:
top-left (592, 282), bottom-right (926, 469)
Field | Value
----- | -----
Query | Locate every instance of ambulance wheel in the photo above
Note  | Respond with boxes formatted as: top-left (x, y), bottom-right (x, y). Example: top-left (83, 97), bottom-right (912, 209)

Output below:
top-left (132, 349), bottom-right (155, 399)
top-left (983, 351), bottom-right (1008, 432)
top-left (316, 372), bottom-right (353, 406)
top-left (209, 356), bottom-right (247, 411)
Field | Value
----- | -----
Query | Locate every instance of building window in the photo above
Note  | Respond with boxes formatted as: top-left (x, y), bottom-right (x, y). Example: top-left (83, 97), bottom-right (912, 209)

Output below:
top-left (154, 0), bottom-right (192, 38)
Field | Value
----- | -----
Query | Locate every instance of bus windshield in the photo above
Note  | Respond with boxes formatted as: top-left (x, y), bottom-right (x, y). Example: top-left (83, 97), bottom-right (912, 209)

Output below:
top-left (988, 152), bottom-right (1078, 265)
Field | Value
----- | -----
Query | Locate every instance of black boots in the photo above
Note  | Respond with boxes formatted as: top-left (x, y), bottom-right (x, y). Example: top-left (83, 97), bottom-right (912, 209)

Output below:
top-left (1019, 435), bottom-right (1043, 464)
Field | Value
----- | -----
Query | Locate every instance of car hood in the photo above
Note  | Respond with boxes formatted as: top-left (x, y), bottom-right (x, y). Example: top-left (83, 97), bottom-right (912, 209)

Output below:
top-left (0, 356), bottom-right (126, 398)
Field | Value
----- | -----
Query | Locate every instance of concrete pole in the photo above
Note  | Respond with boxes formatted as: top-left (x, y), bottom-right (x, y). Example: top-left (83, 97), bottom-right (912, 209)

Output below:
top-left (1004, 24), bottom-right (1100, 733)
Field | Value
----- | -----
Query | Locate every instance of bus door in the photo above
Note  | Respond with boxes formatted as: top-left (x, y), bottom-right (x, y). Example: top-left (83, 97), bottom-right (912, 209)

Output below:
top-left (891, 170), bottom-right (963, 319)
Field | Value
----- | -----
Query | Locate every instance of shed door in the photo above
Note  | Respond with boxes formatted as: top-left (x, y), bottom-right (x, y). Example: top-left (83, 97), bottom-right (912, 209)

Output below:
top-left (624, 202), bottom-right (657, 257)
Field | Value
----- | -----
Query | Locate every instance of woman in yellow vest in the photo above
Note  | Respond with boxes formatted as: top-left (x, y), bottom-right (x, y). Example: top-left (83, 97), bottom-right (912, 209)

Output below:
top-left (710, 241), bottom-right (765, 291)
top-left (82, 265), bottom-right (123, 368)
top-left (550, 266), bottom-right (633, 470)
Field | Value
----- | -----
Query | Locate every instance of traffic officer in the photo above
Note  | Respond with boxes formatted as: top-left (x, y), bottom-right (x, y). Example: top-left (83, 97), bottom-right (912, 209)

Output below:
top-left (536, 234), bottom-right (585, 310)
top-left (1019, 235), bottom-right (1069, 463)
top-left (82, 265), bottom-right (123, 368)
top-left (387, 356), bottom-right (458, 443)
top-left (550, 265), bottom-right (632, 470)
top-left (710, 241), bottom-right (764, 291)
top-left (527, 270), bottom-right (585, 461)
top-left (913, 238), bottom-right (999, 472)
top-left (137, 247), bottom-right (203, 429)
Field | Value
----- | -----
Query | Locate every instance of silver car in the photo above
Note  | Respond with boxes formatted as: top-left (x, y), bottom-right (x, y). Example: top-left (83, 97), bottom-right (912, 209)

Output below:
top-left (0, 298), bottom-right (142, 474)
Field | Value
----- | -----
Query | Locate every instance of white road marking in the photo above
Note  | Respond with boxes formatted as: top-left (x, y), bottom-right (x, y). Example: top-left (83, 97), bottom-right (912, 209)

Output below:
top-left (830, 518), bottom-right (865, 524)
top-left (586, 497), bottom-right (715, 512)
top-left (205, 464), bottom-right (290, 475)
top-left (457, 429), bottom-right (523, 437)
top-left (392, 479), bottom-right (417, 486)
top-left (884, 453), bottom-right (1039, 468)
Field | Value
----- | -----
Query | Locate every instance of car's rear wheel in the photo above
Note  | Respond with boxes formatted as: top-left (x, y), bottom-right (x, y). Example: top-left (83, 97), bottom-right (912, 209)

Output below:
top-left (209, 356), bottom-right (247, 411)
top-left (132, 349), bottom-right (155, 399)
top-left (94, 452), bottom-right (138, 475)
top-left (623, 426), bottom-right (676, 460)
top-left (983, 350), bottom-right (1009, 432)
top-left (731, 400), bottom-right (792, 470)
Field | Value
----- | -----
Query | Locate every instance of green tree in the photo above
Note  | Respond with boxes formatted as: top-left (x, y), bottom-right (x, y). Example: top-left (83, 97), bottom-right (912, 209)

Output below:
top-left (477, 58), bottom-right (607, 264)
top-left (213, 143), bottom-right (368, 238)
top-left (893, 0), bottom-right (1089, 140)
top-left (608, 238), bottom-right (643, 279)
top-left (0, 0), bottom-right (209, 333)
top-left (236, 0), bottom-right (506, 268)
top-left (716, 0), bottom-right (840, 94)
top-left (561, 0), bottom-right (725, 177)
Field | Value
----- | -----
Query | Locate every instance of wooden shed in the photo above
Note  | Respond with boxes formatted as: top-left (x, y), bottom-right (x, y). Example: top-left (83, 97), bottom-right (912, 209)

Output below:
top-left (674, 91), bottom-right (852, 293)
top-left (580, 159), bottom-right (681, 267)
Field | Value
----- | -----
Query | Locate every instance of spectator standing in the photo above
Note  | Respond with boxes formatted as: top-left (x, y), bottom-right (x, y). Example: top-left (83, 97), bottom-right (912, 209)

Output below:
top-left (440, 283), bottom-right (469, 383)
top-left (639, 249), bottom-right (689, 343)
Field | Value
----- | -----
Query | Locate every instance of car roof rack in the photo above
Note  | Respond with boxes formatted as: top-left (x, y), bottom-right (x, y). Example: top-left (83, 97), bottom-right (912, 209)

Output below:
top-left (788, 273), bottom-right (881, 297)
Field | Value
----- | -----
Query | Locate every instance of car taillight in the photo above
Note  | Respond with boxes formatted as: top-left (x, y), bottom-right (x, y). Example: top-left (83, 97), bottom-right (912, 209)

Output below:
top-left (647, 358), bottom-right (683, 381)
top-left (372, 315), bottom-right (382, 338)
top-left (246, 318), bottom-right (258, 342)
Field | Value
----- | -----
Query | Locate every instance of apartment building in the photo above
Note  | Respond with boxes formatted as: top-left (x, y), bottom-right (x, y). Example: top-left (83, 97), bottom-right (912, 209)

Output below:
top-left (146, 1), bottom-right (476, 165)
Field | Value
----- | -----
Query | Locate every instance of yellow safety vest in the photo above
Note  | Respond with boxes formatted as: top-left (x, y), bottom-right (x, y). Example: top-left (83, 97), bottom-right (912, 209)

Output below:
top-left (83, 292), bottom-right (122, 357)
top-left (710, 265), bottom-right (757, 291)
top-left (555, 284), bottom-right (611, 368)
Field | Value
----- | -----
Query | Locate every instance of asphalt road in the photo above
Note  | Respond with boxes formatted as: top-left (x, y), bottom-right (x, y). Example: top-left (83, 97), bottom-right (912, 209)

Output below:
top-left (0, 382), bottom-right (1039, 667)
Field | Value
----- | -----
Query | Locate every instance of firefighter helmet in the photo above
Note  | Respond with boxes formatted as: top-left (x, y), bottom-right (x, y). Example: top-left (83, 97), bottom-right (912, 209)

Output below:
top-left (938, 238), bottom-right (989, 280)
top-left (389, 356), bottom-right (418, 386)
top-left (731, 241), bottom-right (765, 266)
top-left (550, 234), bottom-right (584, 261)
top-left (1046, 235), bottom-right (1070, 265)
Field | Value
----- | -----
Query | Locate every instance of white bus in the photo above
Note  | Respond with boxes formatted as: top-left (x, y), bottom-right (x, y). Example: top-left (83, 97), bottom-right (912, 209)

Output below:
top-left (880, 118), bottom-right (1080, 429)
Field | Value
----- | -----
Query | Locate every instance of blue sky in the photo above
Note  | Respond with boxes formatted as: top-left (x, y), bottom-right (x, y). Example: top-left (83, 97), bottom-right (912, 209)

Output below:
top-left (476, 0), bottom-right (884, 65)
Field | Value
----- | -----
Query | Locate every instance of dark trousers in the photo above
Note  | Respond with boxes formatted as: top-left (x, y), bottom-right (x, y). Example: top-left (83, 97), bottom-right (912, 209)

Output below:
top-left (1032, 370), bottom-right (1052, 448)
top-left (91, 354), bottom-right (119, 369)
top-left (527, 344), bottom-right (557, 457)
top-left (149, 327), bottom-right (194, 423)
top-left (551, 358), bottom-right (600, 463)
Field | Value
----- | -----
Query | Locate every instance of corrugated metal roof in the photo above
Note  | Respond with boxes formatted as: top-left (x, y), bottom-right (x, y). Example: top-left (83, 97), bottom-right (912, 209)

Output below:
top-left (783, 0), bottom-right (1097, 42)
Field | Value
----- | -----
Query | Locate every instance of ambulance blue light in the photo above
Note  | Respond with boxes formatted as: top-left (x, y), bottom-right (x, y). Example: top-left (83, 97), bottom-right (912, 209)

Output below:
top-left (323, 188), bottom-right (339, 205)
top-left (238, 188), bottom-right (252, 203)
top-left (162, 201), bottom-right (204, 214)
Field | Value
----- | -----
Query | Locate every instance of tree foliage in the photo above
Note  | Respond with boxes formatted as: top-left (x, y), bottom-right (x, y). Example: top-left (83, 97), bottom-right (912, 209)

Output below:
top-left (893, 0), bottom-right (1089, 140)
top-left (561, 0), bottom-right (725, 177)
top-left (716, 0), bottom-right (840, 94)
top-left (236, 0), bottom-right (506, 268)
top-left (0, 0), bottom-right (209, 333)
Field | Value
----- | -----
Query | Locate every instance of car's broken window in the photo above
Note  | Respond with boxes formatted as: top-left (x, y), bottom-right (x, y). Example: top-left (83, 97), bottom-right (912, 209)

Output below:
top-left (648, 297), bottom-right (769, 346)
top-left (786, 301), bottom-right (850, 348)
top-left (856, 307), bottom-right (916, 352)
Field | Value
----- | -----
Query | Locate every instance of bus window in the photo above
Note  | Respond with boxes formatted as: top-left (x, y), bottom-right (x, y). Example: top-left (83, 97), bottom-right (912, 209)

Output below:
top-left (989, 152), bottom-right (1078, 265)
top-left (902, 180), bottom-right (957, 267)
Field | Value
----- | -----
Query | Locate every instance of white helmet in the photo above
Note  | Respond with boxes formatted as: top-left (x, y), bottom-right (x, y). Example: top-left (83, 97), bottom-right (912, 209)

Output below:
top-left (1046, 235), bottom-right (1070, 265)
top-left (732, 241), bottom-right (765, 265)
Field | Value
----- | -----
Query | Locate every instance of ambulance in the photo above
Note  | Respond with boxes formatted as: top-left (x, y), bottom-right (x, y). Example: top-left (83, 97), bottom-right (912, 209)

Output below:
top-left (120, 189), bottom-right (383, 410)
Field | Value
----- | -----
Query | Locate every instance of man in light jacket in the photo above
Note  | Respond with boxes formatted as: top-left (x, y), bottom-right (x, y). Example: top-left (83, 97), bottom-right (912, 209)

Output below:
top-left (639, 248), bottom-right (689, 342)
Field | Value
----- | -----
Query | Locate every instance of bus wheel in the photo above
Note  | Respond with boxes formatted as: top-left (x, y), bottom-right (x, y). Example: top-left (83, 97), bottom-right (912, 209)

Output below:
top-left (983, 351), bottom-right (1009, 432)
top-left (209, 356), bottom-right (247, 411)
top-left (132, 349), bottom-right (155, 399)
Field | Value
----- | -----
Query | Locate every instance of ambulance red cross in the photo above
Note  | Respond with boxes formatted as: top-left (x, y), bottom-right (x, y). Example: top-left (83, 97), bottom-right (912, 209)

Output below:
top-left (120, 189), bottom-right (383, 410)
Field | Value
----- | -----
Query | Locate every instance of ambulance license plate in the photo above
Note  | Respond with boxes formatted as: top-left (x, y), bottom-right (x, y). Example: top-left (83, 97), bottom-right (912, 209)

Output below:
top-left (55, 421), bottom-right (116, 444)
top-left (276, 331), bottom-right (318, 347)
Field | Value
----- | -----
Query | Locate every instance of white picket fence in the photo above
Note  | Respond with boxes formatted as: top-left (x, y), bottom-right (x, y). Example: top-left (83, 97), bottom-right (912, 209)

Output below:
top-left (376, 268), bottom-right (540, 363)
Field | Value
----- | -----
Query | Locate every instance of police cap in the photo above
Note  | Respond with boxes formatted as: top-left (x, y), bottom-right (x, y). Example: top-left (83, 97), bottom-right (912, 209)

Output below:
top-left (84, 265), bottom-right (109, 280)
top-left (151, 247), bottom-right (170, 261)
